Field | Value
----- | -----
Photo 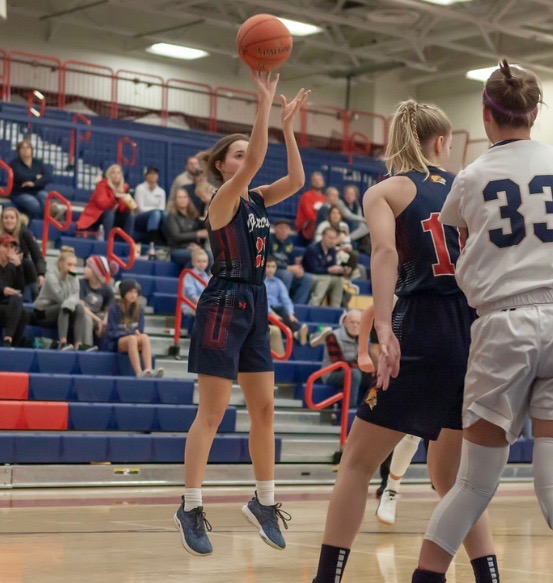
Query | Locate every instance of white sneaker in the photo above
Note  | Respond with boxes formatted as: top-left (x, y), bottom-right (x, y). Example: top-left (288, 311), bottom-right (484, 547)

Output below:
top-left (139, 369), bottom-right (153, 378)
top-left (153, 367), bottom-right (165, 378)
top-left (309, 326), bottom-right (333, 347)
top-left (376, 489), bottom-right (399, 525)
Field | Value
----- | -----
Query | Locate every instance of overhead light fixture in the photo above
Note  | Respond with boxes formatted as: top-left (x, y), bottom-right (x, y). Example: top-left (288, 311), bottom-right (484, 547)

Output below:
top-left (419, 0), bottom-right (473, 5)
top-left (146, 43), bottom-right (209, 60)
top-left (278, 17), bottom-right (322, 37)
top-left (466, 64), bottom-right (521, 82)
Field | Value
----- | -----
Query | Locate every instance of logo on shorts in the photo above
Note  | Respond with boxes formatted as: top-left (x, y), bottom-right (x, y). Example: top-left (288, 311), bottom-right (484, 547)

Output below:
top-left (238, 301), bottom-right (247, 309)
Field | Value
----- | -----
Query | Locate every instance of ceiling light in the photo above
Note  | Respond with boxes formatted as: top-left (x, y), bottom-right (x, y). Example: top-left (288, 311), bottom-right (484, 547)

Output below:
top-left (466, 64), bottom-right (521, 82)
top-left (419, 0), bottom-right (473, 5)
top-left (146, 43), bottom-right (209, 60)
top-left (278, 17), bottom-right (322, 37)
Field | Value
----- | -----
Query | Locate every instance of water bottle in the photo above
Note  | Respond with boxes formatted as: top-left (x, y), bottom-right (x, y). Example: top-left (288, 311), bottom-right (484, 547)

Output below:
top-left (148, 241), bottom-right (156, 261)
top-left (97, 224), bottom-right (105, 242)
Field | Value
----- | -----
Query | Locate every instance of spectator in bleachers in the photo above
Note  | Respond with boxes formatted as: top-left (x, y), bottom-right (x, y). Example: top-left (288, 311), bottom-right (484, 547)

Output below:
top-left (182, 248), bottom-right (210, 314)
top-left (165, 187), bottom-right (208, 268)
top-left (33, 247), bottom-right (90, 351)
top-left (8, 139), bottom-right (52, 221)
top-left (0, 234), bottom-right (29, 347)
top-left (0, 207), bottom-right (45, 300)
top-left (314, 205), bottom-right (358, 274)
top-left (169, 155), bottom-right (202, 202)
top-left (133, 166), bottom-right (166, 244)
top-left (268, 218), bottom-right (313, 304)
top-left (302, 226), bottom-right (349, 307)
top-left (76, 164), bottom-right (136, 236)
top-left (321, 309), bottom-right (373, 408)
top-left (341, 184), bottom-right (371, 254)
top-left (80, 255), bottom-right (119, 347)
top-left (315, 186), bottom-right (340, 227)
top-left (106, 278), bottom-right (163, 378)
top-left (295, 171), bottom-right (326, 245)
top-left (265, 256), bottom-right (309, 345)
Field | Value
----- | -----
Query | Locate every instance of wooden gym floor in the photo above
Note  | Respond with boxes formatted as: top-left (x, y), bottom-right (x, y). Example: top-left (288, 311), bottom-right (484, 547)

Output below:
top-left (1, 482), bottom-right (551, 582)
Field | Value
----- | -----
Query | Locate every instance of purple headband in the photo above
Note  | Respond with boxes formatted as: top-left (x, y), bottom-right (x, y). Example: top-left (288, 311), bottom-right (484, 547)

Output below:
top-left (483, 89), bottom-right (537, 119)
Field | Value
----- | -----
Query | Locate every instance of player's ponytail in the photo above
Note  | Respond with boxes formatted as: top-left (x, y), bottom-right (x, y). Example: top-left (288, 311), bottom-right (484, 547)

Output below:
top-left (483, 57), bottom-right (542, 128)
top-left (385, 99), bottom-right (451, 176)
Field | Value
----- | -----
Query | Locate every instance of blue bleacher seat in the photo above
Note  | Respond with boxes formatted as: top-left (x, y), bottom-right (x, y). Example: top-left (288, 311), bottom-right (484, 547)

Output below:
top-left (29, 373), bottom-right (73, 401)
top-left (78, 353), bottom-right (119, 376)
top-left (60, 433), bottom-right (109, 463)
top-left (68, 403), bottom-right (114, 431)
top-left (36, 350), bottom-right (79, 374)
top-left (291, 344), bottom-right (324, 361)
top-left (13, 432), bottom-right (63, 463)
top-left (114, 378), bottom-right (158, 404)
top-left (0, 348), bottom-right (36, 372)
top-left (156, 379), bottom-right (194, 404)
top-left (73, 375), bottom-right (116, 402)
top-left (112, 404), bottom-right (157, 431)
top-left (152, 293), bottom-right (177, 314)
top-left (0, 433), bottom-right (15, 463)
top-left (108, 434), bottom-right (154, 463)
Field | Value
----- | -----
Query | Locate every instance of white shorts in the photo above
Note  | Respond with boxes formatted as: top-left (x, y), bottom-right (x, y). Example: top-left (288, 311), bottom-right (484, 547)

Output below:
top-left (463, 302), bottom-right (553, 443)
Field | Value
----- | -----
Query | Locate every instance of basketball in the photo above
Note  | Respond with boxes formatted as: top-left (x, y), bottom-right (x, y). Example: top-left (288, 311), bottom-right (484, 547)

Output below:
top-left (236, 14), bottom-right (293, 71)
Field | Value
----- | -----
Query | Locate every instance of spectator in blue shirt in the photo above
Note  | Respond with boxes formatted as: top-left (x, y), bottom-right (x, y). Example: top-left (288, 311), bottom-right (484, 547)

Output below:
top-left (302, 227), bottom-right (350, 307)
top-left (265, 256), bottom-right (308, 345)
top-left (182, 248), bottom-right (210, 314)
top-left (268, 218), bottom-right (313, 304)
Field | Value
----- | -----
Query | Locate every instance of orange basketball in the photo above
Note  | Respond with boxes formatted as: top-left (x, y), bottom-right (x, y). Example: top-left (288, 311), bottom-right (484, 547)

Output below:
top-left (237, 14), bottom-right (293, 71)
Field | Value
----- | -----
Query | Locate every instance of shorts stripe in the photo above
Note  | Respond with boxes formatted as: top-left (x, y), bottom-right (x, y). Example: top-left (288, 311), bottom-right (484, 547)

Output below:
top-left (203, 303), bottom-right (233, 350)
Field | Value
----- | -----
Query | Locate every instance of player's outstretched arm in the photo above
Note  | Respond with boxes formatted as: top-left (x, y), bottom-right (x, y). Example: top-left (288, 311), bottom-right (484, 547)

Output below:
top-left (257, 88), bottom-right (310, 207)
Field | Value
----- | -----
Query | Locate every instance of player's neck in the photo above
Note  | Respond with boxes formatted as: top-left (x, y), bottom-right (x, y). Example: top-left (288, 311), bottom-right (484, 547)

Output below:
top-left (490, 126), bottom-right (531, 144)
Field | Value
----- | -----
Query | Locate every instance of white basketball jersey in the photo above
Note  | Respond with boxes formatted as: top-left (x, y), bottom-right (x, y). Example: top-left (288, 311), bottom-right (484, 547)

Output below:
top-left (440, 139), bottom-right (553, 309)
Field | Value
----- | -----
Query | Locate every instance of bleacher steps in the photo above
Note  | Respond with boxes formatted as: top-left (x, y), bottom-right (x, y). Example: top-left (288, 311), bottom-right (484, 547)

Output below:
top-left (280, 437), bottom-right (342, 462)
top-left (0, 461), bottom-right (533, 490)
top-left (236, 410), bottom-right (341, 434)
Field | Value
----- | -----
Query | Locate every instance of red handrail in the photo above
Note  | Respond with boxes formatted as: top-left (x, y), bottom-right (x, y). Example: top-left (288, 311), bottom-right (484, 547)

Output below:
top-left (27, 89), bottom-right (46, 118)
top-left (107, 227), bottom-right (136, 271)
top-left (0, 160), bottom-right (14, 196)
top-left (42, 192), bottom-right (73, 257)
top-left (173, 268), bottom-right (293, 360)
top-left (305, 361), bottom-right (352, 448)
top-left (68, 113), bottom-right (92, 166)
top-left (117, 136), bottom-right (138, 167)
top-left (347, 131), bottom-right (372, 164)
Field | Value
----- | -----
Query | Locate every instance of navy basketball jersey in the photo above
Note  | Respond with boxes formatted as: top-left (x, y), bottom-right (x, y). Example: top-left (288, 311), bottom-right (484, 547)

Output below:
top-left (208, 190), bottom-right (270, 286)
top-left (395, 167), bottom-right (461, 296)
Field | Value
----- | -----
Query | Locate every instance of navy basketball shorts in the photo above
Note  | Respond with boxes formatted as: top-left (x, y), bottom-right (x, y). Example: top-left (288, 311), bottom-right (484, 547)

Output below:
top-left (356, 293), bottom-right (476, 441)
top-left (188, 278), bottom-right (274, 380)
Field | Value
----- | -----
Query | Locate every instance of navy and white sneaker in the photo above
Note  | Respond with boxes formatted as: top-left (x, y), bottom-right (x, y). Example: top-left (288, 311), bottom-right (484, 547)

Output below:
top-left (174, 497), bottom-right (213, 556)
top-left (241, 491), bottom-right (291, 550)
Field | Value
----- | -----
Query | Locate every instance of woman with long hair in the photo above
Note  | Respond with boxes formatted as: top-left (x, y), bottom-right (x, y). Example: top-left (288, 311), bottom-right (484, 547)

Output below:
top-left (312, 98), bottom-right (498, 583)
top-left (77, 164), bottom-right (136, 236)
top-left (174, 71), bottom-right (308, 557)
top-left (413, 59), bottom-right (553, 583)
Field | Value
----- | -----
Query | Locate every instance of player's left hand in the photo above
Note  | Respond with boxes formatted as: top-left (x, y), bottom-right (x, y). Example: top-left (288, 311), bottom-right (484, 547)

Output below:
top-left (374, 323), bottom-right (400, 390)
top-left (280, 88), bottom-right (310, 126)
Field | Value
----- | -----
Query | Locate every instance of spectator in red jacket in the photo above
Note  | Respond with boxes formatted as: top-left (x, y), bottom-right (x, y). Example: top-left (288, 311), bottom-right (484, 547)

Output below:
top-left (295, 171), bottom-right (326, 245)
top-left (77, 164), bottom-right (136, 236)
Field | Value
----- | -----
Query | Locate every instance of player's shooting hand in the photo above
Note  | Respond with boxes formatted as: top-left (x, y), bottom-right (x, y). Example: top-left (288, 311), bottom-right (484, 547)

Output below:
top-left (250, 69), bottom-right (279, 103)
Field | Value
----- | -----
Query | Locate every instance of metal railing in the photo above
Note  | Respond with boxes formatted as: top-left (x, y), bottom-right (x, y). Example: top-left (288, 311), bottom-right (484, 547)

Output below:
top-left (107, 227), bottom-right (136, 271)
top-left (0, 159), bottom-right (13, 196)
top-left (42, 191), bottom-right (72, 257)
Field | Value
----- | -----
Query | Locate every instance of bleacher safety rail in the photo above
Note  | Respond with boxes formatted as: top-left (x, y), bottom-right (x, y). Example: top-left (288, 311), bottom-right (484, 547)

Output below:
top-left (165, 78), bottom-right (216, 131)
top-left (68, 113), bottom-right (91, 167)
top-left (113, 69), bottom-right (165, 121)
top-left (27, 90), bottom-right (47, 119)
top-left (117, 136), bottom-right (138, 167)
top-left (42, 191), bottom-right (73, 257)
top-left (305, 361), bottom-right (352, 448)
top-left (171, 268), bottom-right (293, 361)
top-left (0, 159), bottom-right (13, 197)
top-left (347, 131), bottom-right (372, 164)
top-left (107, 227), bottom-right (136, 271)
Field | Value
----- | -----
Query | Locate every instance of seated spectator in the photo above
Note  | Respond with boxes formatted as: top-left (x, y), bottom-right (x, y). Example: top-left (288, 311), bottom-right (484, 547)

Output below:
top-left (182, 248), bottom-right (210, 314)
top-left (165, 187), bottom-right (208, 268)
top-left (76, 164), bottom-right (136, 236)
top-left (133, 166), bottom-right (166, 244)
top-left (340, 184), bottom-right (370, 254)
top-left (315, 186), bottom-right (340, 227)
top-left (268, 218), bottom-right (313, 304)
top-left (295, 171), bottom-right (326, 245)
top-left (33, 247), bottom-right (92, 351)
top-left (314, 205), bottom-right (358, 273)
top-left (106, 279), bottom-right (163, 378)
top-left (8, 139), bottom-right (54, 221)
top-left (0, 235), bottom-right (29, 346)
top-left (80, 255), bottom-right (119, 348)
top-left (0, 207), bottom-right (46, 300)
top-left (169, 156), bottom-right (203, 205)
top-left (302, 227), bottom-right (350, 307)
top-left (322, 309), bottom-right (373, 408)
top-left (265, 256), bottom-right (309, 345)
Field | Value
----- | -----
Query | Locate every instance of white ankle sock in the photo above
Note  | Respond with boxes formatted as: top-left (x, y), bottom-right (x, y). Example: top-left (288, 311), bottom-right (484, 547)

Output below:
top-left (256, 480), bottom-right (275, 506)
top-left (184, 488), bottom-right (202, 512)
top-left (387, 476), bottom-right (401, 492)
